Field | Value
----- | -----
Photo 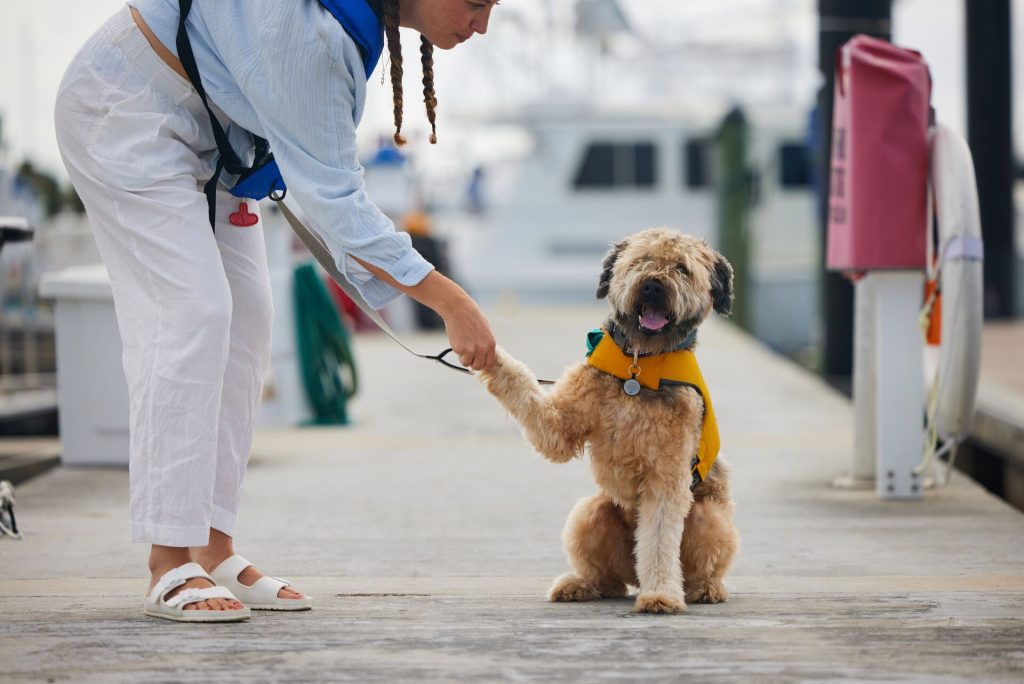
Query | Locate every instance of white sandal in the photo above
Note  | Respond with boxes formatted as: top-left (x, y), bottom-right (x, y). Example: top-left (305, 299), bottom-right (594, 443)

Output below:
top-left (144, 562), bottom-right (251, 622)
top-left (209, 554), bottom-right (312, 611)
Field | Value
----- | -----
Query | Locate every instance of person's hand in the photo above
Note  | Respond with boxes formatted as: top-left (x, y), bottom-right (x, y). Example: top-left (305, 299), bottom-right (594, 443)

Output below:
top-left (347, 258), bottom-right (496, 370)
top-left (441, 295), bottom-right (496, 371)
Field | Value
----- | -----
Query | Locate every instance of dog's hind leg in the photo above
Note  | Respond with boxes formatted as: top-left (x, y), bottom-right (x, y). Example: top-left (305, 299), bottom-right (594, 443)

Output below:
top-left (548, 494), bottom-right (637, 602)
top-left (680, 497), bottom-right (738, 604)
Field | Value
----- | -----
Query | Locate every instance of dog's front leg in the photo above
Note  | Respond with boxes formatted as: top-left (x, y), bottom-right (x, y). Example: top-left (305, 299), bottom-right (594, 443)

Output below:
top-left (633, 483), bottom-right (692, 614)
top-left (477, 347), bottom-right (591, 463)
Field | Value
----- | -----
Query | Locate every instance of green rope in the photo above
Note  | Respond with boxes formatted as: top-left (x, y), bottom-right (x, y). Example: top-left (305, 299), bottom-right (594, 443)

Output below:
top-left (293, 261), bottom-right (358, 425)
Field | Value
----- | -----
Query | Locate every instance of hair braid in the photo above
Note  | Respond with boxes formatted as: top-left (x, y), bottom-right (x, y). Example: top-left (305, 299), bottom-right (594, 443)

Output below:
top-left (381, 0), bottom-right (405, 146)
top-left (420, 36), bottom-right (438, 144)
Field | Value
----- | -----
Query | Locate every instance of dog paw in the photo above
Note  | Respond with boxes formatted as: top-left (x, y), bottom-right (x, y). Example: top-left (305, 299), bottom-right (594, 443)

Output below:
top-left (685, 579), bottom-right (729, 604)
top-left (476, 348), bottom-right (538, 397)
top-left (633, 591), bottom-right (687, 614)
top-left (476, 346), bottom-right (513, 383)
top-left (493, 346), bottom-right (513, 367)
top-left (548, 573), bottom-right (601, 602)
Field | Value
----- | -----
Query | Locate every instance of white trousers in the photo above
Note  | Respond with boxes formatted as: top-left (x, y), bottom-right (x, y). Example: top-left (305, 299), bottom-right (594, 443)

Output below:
top-left (54, 7), bottom-right (274, 547)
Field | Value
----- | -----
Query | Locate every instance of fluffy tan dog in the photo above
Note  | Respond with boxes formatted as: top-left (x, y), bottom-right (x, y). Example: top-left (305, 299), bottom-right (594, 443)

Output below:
top-left (478, 228), bottom-right (739, 614)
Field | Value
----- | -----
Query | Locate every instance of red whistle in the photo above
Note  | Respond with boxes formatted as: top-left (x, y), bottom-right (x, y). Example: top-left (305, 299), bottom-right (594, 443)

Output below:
top-left (229, 203), bottom-right (259, 227)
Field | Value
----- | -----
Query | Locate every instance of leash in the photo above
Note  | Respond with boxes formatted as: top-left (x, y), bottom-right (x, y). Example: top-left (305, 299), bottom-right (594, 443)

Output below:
top-left (275, 200), bottom-right (474, 376)
top-left (275, 199), bottom-right (556, 384)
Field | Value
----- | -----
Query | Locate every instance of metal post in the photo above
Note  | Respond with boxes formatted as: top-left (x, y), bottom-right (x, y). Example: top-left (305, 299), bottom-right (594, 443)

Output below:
top-left (834, 276), bottom-right (877, 489)
top-left (966, 0), bottom-right (1016, 318)
top-left (871, 271), bottom-right (925, 500)
top-left (817, 1), bottom-right (891, 386)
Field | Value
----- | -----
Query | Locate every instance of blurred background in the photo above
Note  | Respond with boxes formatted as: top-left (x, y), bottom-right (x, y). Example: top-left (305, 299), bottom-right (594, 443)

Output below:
top-left (0, 1), bottom-right (1020, 492)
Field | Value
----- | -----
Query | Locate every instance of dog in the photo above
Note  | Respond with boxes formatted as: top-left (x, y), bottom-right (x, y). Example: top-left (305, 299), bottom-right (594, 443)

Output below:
top-left (477, 228), bottom-right (739, 614)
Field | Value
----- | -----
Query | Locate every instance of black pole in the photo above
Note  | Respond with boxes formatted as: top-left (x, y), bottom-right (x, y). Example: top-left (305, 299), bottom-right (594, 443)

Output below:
top-left (816, 0), bottom-right (891, 387)
top-left (966, 0), bottom-right (1016, 318)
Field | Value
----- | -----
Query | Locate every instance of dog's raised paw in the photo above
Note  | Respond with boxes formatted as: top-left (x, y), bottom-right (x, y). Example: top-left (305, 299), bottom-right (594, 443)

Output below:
top-left (633, 591), bottom-right (687, 614)
top-left (548, 573), bottom-right (601, 602)
top-left (476, 347), bottom-right (530, 388)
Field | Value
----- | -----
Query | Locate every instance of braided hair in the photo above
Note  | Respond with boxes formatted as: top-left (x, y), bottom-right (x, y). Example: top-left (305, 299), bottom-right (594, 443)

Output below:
top-left (381, 0), bottom-right (438, 146)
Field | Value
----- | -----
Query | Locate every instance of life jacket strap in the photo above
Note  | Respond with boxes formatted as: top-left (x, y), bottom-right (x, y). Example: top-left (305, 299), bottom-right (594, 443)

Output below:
top-left (176, 0), bottom-right (285, 229)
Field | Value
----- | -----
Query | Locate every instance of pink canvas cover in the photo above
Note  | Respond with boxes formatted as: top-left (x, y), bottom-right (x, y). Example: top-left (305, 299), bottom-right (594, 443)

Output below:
top-left (826, 34), bottom-right (931, 271)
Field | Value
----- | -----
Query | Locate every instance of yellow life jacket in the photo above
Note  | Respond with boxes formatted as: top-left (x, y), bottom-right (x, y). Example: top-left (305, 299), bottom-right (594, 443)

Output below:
top-left (586, 329), bottom-right (720, 483)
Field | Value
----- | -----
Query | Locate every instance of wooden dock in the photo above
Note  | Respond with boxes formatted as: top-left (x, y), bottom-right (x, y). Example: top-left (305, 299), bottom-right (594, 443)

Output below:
top-left (1, 304), bottom-right (1021, 682)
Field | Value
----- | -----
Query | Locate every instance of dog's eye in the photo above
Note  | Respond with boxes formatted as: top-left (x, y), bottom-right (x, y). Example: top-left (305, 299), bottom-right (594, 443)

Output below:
top-left (676, 264), bottom-right (690, 276)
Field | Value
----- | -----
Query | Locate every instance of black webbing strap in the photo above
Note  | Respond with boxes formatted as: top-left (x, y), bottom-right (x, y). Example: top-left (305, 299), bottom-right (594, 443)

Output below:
top-left (176, 0), bottom-right (271, 227)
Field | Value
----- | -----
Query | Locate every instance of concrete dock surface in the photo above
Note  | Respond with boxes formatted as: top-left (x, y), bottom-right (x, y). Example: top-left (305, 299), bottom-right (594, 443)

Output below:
top-left (1, 304), bottom-right (1022, 683)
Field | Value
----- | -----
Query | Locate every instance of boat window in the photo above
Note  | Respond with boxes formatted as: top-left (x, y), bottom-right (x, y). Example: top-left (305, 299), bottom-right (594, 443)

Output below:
top-left (635, 143), bottom-right (656, 187)
top-left (573, 142), bottom-right (658, 190)
top-left (574, 143), bottom-right (615, 188)
top-left (779, 141), bottom-right (811, 188)
top-left (683, 138), bottom-right (711, 189)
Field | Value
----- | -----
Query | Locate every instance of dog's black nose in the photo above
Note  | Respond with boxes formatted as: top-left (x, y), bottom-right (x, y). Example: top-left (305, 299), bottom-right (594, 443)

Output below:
top-left (641, 280), bottom-right (665, 301)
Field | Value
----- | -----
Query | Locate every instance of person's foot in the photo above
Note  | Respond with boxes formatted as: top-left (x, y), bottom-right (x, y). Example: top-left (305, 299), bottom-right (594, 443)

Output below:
top-left (192, 529), bottom-right (306, 601)
top-left (195, 552), bottom-right (306, 601)
top-left (148, 555), bottom-right (244, 612)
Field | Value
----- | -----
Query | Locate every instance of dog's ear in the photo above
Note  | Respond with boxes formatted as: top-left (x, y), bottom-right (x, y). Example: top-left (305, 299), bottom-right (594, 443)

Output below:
top-left (710, 252), bottom-right (734, 315)
top-left (596, 240), bottom-right (626, 300)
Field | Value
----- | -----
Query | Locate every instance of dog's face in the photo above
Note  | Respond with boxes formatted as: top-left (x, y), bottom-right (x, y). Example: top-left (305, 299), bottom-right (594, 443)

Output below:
top-left (596, 228), bottom-right (734, 354)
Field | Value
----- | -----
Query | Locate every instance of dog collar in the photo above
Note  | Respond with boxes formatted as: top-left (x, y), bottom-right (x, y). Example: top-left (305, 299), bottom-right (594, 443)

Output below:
top-left (586, 328), bottom-right (720, 484)
top-left (603, 323), bottom-right (697, 357)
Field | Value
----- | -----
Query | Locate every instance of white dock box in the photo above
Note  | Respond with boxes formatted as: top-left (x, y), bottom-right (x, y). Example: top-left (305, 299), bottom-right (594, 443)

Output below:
top-left (39, 264), bottom-right (130, 466)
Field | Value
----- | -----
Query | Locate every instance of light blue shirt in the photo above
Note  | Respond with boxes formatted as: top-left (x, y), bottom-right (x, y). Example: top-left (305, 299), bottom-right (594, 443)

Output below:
top-left (129, 0), bottom-right (434, 309)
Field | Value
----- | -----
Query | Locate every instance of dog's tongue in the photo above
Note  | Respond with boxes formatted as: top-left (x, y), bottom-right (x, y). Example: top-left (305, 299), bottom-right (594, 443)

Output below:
top-left (640, 307), bottom-right (670, 332)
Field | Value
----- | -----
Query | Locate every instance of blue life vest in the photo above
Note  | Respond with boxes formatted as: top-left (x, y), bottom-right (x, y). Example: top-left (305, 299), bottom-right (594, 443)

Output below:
top-left (177, 0), bottom-right (385, 223)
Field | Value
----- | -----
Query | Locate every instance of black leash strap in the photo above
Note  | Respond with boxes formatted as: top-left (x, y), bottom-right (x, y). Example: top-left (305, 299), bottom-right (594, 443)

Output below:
top-left (176, 0), bottom-right (275, 227)
top-left (428, 348), bottom-right (473, 375)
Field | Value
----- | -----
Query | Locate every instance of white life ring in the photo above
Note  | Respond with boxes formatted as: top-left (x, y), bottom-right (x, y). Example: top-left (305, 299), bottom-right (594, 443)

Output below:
top-left (918, 123), bottom-right (984, 478)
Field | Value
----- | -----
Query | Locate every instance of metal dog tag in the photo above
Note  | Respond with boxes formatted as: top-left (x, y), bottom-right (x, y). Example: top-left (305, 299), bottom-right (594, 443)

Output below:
top-left (623, 378), bottom-right (641, 396)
